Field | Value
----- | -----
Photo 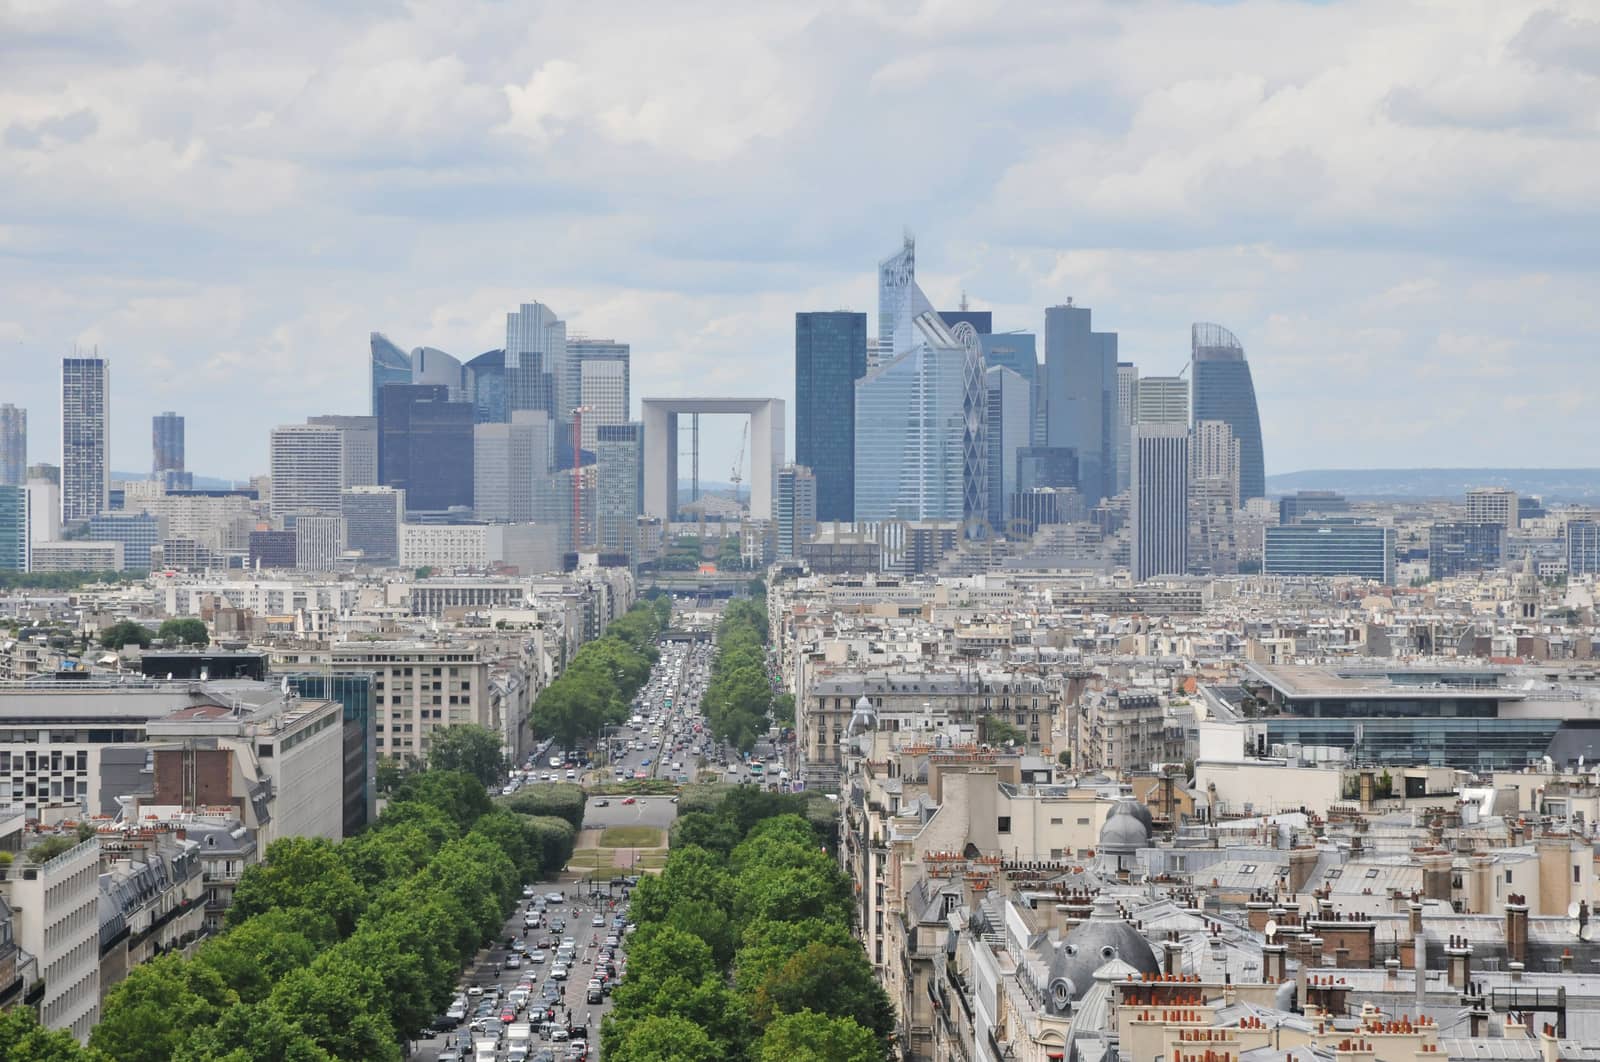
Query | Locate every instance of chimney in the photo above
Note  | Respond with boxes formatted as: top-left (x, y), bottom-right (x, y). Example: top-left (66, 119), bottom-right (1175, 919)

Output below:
top-left (1561, 950), bottom-right (1574, 973)
top-left (1359, 770), bottom-right (1375, 811)
top-left (1164, 940), bottom-right (1184, 977)
top-left (1506, 895), bottom-right (1530, 968)
top-left (1263, 942), bottom-right (1287, 983)
top-left (1408, 901), bottom-right (1424, 938)
top-left (1510, 961), bottom-right (1524, 983)
top-left (1446, 935), bottom-right (1473, 991)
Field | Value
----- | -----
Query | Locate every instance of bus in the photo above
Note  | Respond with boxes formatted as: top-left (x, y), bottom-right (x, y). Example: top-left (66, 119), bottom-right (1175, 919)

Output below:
top-left (748, 763), bottom-right (764, 778)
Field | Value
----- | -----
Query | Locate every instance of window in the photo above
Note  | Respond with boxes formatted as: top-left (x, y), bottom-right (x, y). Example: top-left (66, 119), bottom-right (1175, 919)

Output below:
top-left (1241, 864), bottom-right (1257, 874)
top-left (1050, 818), bottom-right (1063, 826)
top-left (1577, 866), bottom-right (1583, 884)
top-left (1506, 869), bottom-right (1514, 884)
top-left (1326, 868), bottom-right (1342, 879)
top-left (997, 816), bottom-right (1011, 834)
top-left (1078, 817), bottom-right (1090, 826)
top-left (1364, 868), bottom-right (1380, 879)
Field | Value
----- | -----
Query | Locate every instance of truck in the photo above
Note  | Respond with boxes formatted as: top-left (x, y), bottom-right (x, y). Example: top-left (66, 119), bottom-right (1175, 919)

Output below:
top-left (506, 1022), bottom-right (533, 1057)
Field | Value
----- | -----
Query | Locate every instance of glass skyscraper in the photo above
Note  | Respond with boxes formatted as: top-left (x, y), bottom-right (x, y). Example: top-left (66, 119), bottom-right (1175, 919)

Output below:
top-left (1190, 322), bottom-right (1265, 501)
top-left (854, 337), bottom-right (967, 523)
top-left (464, 350), bottom-right (507, 424)
top-left (0, 485), bottom-right (28, 571)
top-left (795, 311), bottom-right (867, 522)
top-left (1264, 523), bottom-right (1395, 583)
top-left (984, 366), bottom-right (1030, 528)
top-left (378, 385), bottom-right (475, 513)
top-left (505, 303), bottom-right (567, 416)
top-left (369, 333), bottom-right (412, 417)
top-left (152, 411), bottom-right (184, 483)
top-left (595, 422), bottom-right (643, 554)
top-left (1043, 304), bottom-right (1116, 505)
top-left (1130, 424), bottom-right (1189, 581)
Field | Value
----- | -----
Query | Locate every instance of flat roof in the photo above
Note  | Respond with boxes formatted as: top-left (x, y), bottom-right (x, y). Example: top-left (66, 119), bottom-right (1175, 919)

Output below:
top-left (1245, 663), bottom-right (1521, 701)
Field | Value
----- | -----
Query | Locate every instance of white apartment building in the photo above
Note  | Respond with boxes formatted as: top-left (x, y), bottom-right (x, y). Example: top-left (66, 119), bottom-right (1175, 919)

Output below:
top-left (401, 523), bottom-right (491, 568)
top-left (271, 642), bottom-right (492, 761)
top-left (31, 540), bottom-right (123, 572)
top-left (293, 513), bottom-right (346, 572)
top-left (1, 838), bottom-right (100, 1040)
top-left (269, 424), bottom-right (343, 519)
top-left (159, 576), bottom-right (359, 618)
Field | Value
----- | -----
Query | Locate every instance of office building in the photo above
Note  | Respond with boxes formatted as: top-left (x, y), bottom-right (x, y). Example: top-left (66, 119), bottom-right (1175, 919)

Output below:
top-left (1114, 362), bottom-right (1137, 494)
top-left (1, 836), bottom-right (100, 1040)
top-left (1016, 447), bottom-right (1078, 492)
top-left (571, 339), bottom-right (630, 446)
top-left (61, 356), bottom-right (109, 523)
top-left (378, 385), bottom-right (474, 513)
top-left (795, 311), bottom-right (868, 522)
top-left (854, 325), bottom-right (967, 523)
top-left (369, 332), bottom-right (412, 417)
top-left (0, 485), bottom-right (29, 571)
top-left (1189, 420), bottom-right (1241, 493)
top-left (151, 411), bottom-right (184, 485)
top-left (1430, 521), bottom-right (1505, 579)
top-left (505, 302), bottom-right (567, 417)
top-left (939, 308), bottom-right (992, 335)
top-left (981, 332), bottom-right (1040, 446)
top-left (88, 512), bottom-right (163, 570)
top-left (31, 540), bottom-right (123, 572)
top-left (26, 480), bottom-right (59, 546)
top-left (1466, 487), bottom-right (1519, 533)
top-left (1264, 523), bottom-right (1396, 582)
top-left (293, 513), bottom-right (346, 571)
top-left (0, 404), bottom-right (25, 486)
top-left (773, 465), bottom-right (818, 561)
top-left (1190, 322), bottom-right (1265, 500)
top-left (1566, 520), bottom-right (1600, 578)
top-left (464, 349), bottom-right (506, 424)
top-left (248, 530), bottom-right (296, 569)
top-left (595, 423), bottom-right (643, 554)
top-left (411, 346), bottom-right (465, 399)
top-left (1278, 490), bottom-right (1350, 525)
top-left (1134, 375), bottom-right (1189, 425)
top-left (341, 486), bottom-right (404, 565)
top-left (1130, 424), bottom-right (1189, 581)
top-left (268, 424), bottom-right (343, 519)
top-left (1043, 303), bottom-right (1117, 504)
top-left (307, 414), bottom-right (378, 487)
top-left (984, 366), bottom-right (1031, 528)
top-left (474, 415), bottom-right (540, 523)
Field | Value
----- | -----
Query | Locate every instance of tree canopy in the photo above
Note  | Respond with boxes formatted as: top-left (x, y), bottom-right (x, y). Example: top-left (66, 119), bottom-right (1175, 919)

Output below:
top-left (157, 616), bottom-right (210, 646)
top-left (99, 619), bottom-right (154, 649)
top-left (530, 599), bottom-right (666, 746)
top-left (703, 596), bottom-right (773, 752)
top-left (426, 723), bottom-right (505, 788)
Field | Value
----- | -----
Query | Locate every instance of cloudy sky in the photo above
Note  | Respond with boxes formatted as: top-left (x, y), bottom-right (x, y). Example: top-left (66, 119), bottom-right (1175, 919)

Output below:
top-left (2, 0), bottom-right (1597, 481)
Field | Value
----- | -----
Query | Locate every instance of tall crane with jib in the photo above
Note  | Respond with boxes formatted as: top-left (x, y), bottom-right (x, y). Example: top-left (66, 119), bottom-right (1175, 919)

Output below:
top-left (729, 421), bottom-right (749, 508)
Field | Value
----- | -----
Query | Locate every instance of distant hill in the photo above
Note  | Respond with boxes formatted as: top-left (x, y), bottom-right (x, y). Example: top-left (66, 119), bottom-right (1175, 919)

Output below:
top-left (1266, 468), bottom-right (1600, 502)
top-left (113, 471), bottom-right (242, 490)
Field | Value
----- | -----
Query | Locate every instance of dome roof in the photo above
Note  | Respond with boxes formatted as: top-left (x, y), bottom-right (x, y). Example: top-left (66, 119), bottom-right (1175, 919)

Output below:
top-left (1043, 896), bottom-right (1161, 1013)
top-left (1098, 800), bottom-right (1152, 854)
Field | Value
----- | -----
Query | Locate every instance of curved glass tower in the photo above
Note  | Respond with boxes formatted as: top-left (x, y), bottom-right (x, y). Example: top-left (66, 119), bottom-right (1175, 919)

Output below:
top-left (370, 333), bottom-right (412, 417)
top-left (1190, 323), bottom-right (1265, 501)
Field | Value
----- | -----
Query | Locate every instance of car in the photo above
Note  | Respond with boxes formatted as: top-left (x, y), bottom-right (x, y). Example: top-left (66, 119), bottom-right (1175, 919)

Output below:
top-left (545, 892), bottom-right (564, 903)
top-left (505, 955), bottom-right (522, 969)
top-left (550, 1028), bottom-right (570, 1042)
top-left (501, 1009), bottom-right (518, 1023)
top-left (522, 885), bottom-right (536, 897)
top-left (670, 796), bottom-right (680, 804)
top-left (591, 914), bottom-right (605, 927)
top-left (593, 798), bottom-right (609, 807)
top-left (438, 1052), bottom-right (461, 1062)
top-left (586, 986), bottom-right (603, 1004)
top-left (621, 796), bottom-right (636, 805)
top-left (529, 950), bottom-right (547, 964)
top-left (640, 758), bottom-right (651, 766)
top-left (550, 965), bottom-right (568, 981)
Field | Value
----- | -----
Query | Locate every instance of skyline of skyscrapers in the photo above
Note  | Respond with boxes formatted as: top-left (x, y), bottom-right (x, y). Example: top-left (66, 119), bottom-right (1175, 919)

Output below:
top-left (1191, 322), bottom-right (1266, 501)
top-left (1043, 303), bottom-right (1117, 507)
top-left (377, 384), bottom-right (474, 513)
top-left (151, 411), bottom-right (185, 489)
top-left (61, 356), bottom-right (109, 524)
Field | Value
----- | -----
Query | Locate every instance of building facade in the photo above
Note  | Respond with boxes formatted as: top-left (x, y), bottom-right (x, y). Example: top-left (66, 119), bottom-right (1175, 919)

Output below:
top-left (1263, 523), bottom-right (1396, 582)
top-left (378, 385), bottom-right (475, 513)
top-left (61, 357), bottom-right (109, 523)
top-left (1134, 375), bottom-right (1189, 426)
top-left (369, 332), bottom-right (412, 417)
top-left (1190, 322), bottom-right (1265, 500)
top-left (151, 411), bottom-right (184, 484)
top-left (984, 365), bottom-right (1031, 529)
top-left (0, 404), bottom-right (26, 487)
top-left (307, 414), bottom-right (378, 488)
top-left (268, 424), bottom-right (343, 519)
top-left (595, 423), bottom-right (643, 555)
top-left (1131, 424), bottom-right (1190, 581)
top-left (293, 514), bottom-right (346, 571)
top-left (855, 339), bottom-right (967, 523)
top-left (571, 339), bottom-right (630, 451)
top-left (0, 486), bottom-right (29, 571)
top-left (341, 486), bottom-right (404, 566)
top-left (795, 311), bottom-right (868, 523)
top-left (773, 464), bottom-right (817, 561)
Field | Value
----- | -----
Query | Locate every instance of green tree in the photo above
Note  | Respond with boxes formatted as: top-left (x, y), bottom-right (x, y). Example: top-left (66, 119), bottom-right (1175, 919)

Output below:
top-left (194, 909), bottom-right (327, 1003)
top-left (91, 953), bottom-right (236, 1062)
top-left (268, 958), bottom-right (400, 1062)
top-left (503, 782), bottom-right (586, 830)
top-left (393, 769), bottom-right (492, 832)
top-left (180, 1000), bottom-right (337, 1062)
top-left (670, 812), bottom-right (742, 857)
top-left (100, 619), bottom-right (154, 649)
top-left (426, 723), bottom-right (506, 788)
top-left (772, 692), bottom-right (795, 725)
top-left (983, 717), bottom-right (1025, 746)
top-left (227, 835), bottom-right (368, 936)
top-left (0, 1006), bottom-right (90, 1060)
top-left (750, 941), bottom-right (895, 1039)
top-left (605, 1014), bottom-right (723, 1062)
top-left (734, 918), bottom-right (860, 998)
top-left (157, 617), bottom-right (210, 646)
top-left (755, 1010), bottom-right (881, 1062)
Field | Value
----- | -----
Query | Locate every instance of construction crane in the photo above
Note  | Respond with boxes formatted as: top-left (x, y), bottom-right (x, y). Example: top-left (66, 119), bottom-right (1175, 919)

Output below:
top-left (729, 421), bottom-right (749, 508)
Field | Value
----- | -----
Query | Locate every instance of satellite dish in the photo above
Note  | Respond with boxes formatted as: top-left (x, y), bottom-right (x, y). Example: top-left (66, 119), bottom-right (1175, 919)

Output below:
top-left (1583, 925), bottom-right (1596, 943)
top-left (1264, 919), bottom-right (1279, 943)
top-left (1570, 902), bottom-right (1582, 920)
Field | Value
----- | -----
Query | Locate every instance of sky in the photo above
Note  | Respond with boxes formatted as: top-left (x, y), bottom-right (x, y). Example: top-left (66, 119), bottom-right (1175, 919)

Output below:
top-left (2, 0), bottom-right (1597, 482)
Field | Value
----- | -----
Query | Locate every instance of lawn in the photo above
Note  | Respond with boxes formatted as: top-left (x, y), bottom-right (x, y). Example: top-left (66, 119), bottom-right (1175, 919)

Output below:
top-left (566, 849), bottom-right (611, 868)
top-left (598, 826), bottom-right (665, 848)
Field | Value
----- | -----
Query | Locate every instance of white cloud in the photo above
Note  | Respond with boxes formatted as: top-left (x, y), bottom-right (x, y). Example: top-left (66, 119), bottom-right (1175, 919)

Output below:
top-left (0, 0), bottom-right (1595, 477)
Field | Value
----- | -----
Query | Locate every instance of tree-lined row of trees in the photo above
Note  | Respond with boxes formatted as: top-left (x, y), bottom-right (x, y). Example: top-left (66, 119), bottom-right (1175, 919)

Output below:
top-left (0, 768), bottom-right (540, 1060)
top-left (602, 787), bottom-right (893, 1062)
top-left (703, 596), bottom-right (773, 752)
top-left (530, 597), bottom-right (672, 746)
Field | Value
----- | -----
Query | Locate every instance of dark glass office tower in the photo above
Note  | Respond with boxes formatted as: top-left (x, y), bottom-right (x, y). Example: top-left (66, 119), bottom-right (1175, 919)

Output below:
top-left (369, 333), bottom-right (412, 417)
top-left (795, 311), bottom-right (868, 522)
top-left (152, 411), bottom-right (184, 482)
top-left (378, 385), bottom-right (475, 512)
top-left (1190, 323), bottom-right (1265, 501)
top-left (1043, 304), bottom-right (1117, 504)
